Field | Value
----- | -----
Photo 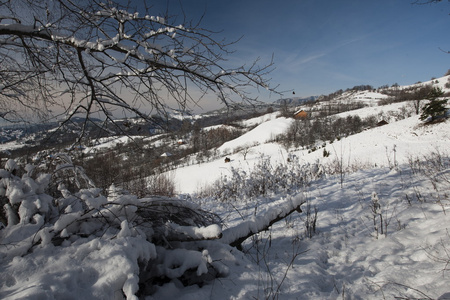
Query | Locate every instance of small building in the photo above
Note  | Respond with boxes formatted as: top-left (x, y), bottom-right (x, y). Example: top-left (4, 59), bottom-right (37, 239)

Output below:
top-left (376, 120), bottom-right (389, 127)
top-left (293, 109), bottom-right (308, 119)
top-left (160, 152), bottom-right (173, 157)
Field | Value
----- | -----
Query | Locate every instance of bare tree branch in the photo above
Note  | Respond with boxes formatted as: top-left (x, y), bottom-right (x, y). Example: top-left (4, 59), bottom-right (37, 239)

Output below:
top-left (412, 0), bottom-right (448, 4)
top-left (0, 0), bottom-right (278, 132)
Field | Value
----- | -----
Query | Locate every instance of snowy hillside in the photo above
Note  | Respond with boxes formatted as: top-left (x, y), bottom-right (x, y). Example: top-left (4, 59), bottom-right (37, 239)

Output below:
top-left (1, 76), bottom-right (450, 299)
top-left (159, 100), bottom-right (450, 299)
top-left (172, 101), bottom-right (449, 195)
top-left (401, 74), bottom-right (450, 92)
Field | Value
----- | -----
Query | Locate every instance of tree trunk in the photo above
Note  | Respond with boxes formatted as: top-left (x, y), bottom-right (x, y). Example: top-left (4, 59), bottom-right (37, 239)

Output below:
top-left (220, 199), bottom-right (304, 250)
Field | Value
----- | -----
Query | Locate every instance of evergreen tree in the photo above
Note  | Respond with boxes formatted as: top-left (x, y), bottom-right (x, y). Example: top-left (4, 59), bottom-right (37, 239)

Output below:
top-left (420, 87), bottom-right (448, 122)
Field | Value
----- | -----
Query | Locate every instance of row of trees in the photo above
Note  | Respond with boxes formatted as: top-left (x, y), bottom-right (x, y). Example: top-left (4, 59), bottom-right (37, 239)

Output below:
top-left (379, 84), bottom-right (436, 114)
top-left (73, 122), bottom-right (243, 196)
top-left (281, 85), bottom-right (448, 150)
top-left (279, 115), bottom-right (377, 150)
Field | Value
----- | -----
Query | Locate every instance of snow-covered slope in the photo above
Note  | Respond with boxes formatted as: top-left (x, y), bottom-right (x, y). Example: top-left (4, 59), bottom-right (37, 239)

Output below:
top-left (401, 74), bottom-right (450, 92)
top-left (173, 101), bottom-right (450, 195)
top-left (158, 103), bottom-right (450, 299)
top-left (217, 117), bottom-right (293, 154)
top-left (152, 163), bottom-right (450, 299)
top-left (1, 76), bottom-right (450, 300)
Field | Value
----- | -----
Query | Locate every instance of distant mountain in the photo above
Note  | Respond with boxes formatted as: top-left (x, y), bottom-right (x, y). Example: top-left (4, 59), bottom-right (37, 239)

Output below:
top-left (274, 96), bottom-right (318, 106)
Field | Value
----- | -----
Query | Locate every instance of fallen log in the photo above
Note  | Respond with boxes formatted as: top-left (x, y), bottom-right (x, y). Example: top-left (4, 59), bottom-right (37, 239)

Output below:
top-left (220, 195), bottom-right (304, 250)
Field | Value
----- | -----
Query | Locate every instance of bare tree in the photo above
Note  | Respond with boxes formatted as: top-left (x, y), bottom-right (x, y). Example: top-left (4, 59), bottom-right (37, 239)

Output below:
top-left (0, 0), bottom-right (276, 134)
top-left (413, 0), bottom-right (447, 3)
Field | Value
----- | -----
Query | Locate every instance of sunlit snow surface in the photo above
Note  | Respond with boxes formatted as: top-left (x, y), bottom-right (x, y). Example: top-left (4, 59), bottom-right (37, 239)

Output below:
top-left (152, 116), bottom-right (450, 299)
top-left (161, 105), bottom-right (450, 299)
top-left (1, 98), bottom-right (450, 299)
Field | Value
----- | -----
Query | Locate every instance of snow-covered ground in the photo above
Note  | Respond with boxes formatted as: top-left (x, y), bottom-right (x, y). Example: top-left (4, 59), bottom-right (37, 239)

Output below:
top-left (173, 103), bottom-right (449, 195)
top-left (1, 99), bottom-right (450, 299)
top-left (156, 165), bottom-right (450, 299)
top-left (156, 106), bottom-right (450, 299)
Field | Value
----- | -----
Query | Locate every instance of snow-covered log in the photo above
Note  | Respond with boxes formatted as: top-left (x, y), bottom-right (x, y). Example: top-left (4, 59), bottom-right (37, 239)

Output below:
top-left (220, 194), bottom-right (304, 249)
top-left (165, 223), bottom-right (222, 242)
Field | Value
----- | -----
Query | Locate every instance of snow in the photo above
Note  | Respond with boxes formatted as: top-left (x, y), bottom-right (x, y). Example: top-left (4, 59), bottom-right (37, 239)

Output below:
top-left (334, 101), bottom-right (411, 120)
top-left (0, 140), bottom-right (25, 152)
top-left (219, 194), bottom-right (304, 245)
top-left (4, 159), bottom-right (17, 172)
top-left (1, 94), bottom-right (450, 299)
top-left (402, 74), bottom-right (450, 91)
top-left (83, 136), bottom-right (147, 153)
top-left (172, 142), bottom-right (288, 194)
top-left (173, 103), bottom-right (449, 194)
top-left (161, 103), bottom-right (449, 298)
top-left (345, 90), bottom-right (389, 105)
top-left (168, 223), bottom-right (222, 240)
top-left (218, 117), bottom-right (293, 155)
top-left (159, 248), bottom-right (212, 279)
top-left (159, 159), bottom-right (450, 299)
top-left (239, 111), bottom-right (280, 127)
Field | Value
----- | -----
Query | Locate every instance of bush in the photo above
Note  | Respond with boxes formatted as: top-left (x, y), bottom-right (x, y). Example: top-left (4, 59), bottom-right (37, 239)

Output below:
top-left (0, 158), bottom-right (222, 298)
top-left (146, 172), bottom-right (176, 197)
top-left (204, 155), bottom-right (323, 202)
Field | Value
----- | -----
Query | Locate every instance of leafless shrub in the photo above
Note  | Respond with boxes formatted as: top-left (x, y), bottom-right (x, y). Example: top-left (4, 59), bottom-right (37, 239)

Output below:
top-left (145, 172), bottom-right (176, 197)
top-left (204, 155), bottom-right (323, 202)
top-left (370, 192), bottom-right (384, 238)
top-left (304, 201), bottom-right (318, 239)
top-left (406, 149), bottom-right (450, 210)
top-left (423, 230), bottom-right (450, 277)
top-left (247, 230), bottom-right (306, 300)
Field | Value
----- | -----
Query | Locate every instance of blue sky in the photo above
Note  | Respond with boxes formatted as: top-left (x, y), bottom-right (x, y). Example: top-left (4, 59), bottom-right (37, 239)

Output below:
top-left (152, 0), bottom-right (450, 102)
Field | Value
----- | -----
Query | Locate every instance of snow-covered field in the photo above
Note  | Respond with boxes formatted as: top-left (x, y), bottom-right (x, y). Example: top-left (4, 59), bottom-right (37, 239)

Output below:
top-left (1, 100), bottom-right (450, 299)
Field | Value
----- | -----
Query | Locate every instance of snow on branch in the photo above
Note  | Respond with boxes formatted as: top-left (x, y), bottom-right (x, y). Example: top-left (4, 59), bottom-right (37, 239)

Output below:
top-left (0, 159), bottom-right (224, 298)
top-left (166, 222), bottom-right (222, 241)
top-left (0, 0), bottom-right (277, 128)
